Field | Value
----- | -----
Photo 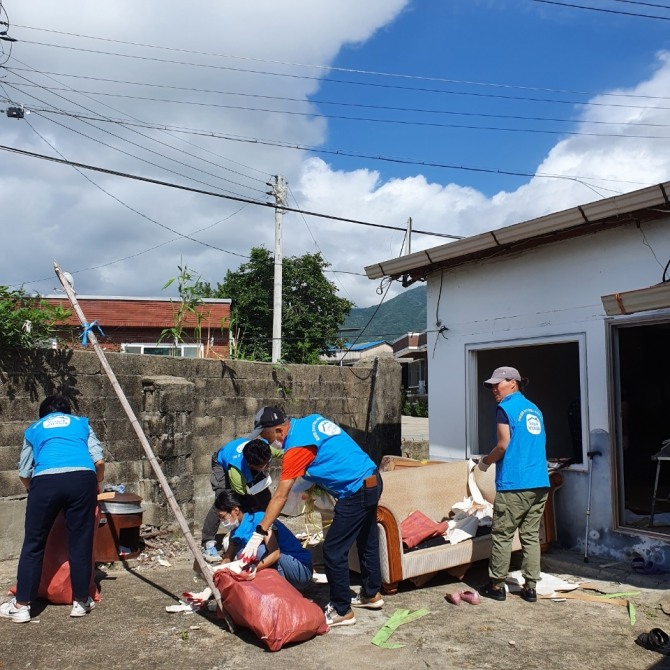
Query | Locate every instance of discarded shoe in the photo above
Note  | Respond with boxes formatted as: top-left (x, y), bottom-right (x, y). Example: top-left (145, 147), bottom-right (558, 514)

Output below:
top-left (70, 596), bottom-right (95, 618)
top-left (445, 592), bottom-right (462, 605)
top-left (479, 582), bottom-right (506, 601)
top-left (460, 590), bottom-right (481, 605)
top-left (324, 603), bottom-right (356, 627)
top-left (0, 598), bottom-right (30, 623)
top-left (635, 628), bottom-right (670, 655)
top-left (519, 587), bottom-right (537, 603)
top-left (351, 592), bottom-right (384, 609)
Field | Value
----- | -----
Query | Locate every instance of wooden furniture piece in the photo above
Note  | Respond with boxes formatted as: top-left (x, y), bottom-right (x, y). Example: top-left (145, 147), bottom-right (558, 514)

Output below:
top-left (94, 493), bottom-right (144, 562)
top-left (349, 460), bottom-right (563, 594)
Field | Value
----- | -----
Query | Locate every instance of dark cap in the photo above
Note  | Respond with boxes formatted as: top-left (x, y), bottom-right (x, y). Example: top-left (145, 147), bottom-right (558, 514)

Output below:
top-left (247, 406), bottom-right (287, 439)
top-left (483, 366), bottom-right (522, 387)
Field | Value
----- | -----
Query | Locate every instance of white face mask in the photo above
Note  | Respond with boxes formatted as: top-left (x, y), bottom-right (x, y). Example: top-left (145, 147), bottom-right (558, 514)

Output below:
top-left (220, 517), bottom-right (239, 534)
top-left (270, 440), bottom-right (283, 451)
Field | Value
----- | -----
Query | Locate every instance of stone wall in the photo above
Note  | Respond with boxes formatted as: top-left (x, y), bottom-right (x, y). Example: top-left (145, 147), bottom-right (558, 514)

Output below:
top-left (0, 349), bottom-right (401, 560)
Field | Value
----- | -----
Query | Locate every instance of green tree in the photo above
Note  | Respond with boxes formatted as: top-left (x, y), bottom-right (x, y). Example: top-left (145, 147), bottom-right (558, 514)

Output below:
top-left (210, 247), bottom-right (353, 364)
top-left (0, 286), bottom-right (71, 349)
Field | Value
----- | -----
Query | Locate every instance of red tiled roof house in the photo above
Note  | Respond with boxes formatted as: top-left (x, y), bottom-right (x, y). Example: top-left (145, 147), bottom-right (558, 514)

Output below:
top-left (43, 295), bottom-right (231, 359)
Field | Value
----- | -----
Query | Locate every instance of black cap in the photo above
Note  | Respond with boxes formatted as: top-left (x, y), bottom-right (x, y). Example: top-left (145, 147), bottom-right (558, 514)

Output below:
top-left (247, 406), bottom-right (287, 439)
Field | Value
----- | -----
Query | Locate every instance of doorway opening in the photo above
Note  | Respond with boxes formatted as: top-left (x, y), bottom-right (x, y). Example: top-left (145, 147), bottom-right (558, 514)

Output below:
top-left (614, 322), bottom-right (670, 534)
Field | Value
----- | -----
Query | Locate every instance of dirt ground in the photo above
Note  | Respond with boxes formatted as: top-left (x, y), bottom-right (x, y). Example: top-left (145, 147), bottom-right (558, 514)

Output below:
top-left (3, 534), bottom-right (670, 670)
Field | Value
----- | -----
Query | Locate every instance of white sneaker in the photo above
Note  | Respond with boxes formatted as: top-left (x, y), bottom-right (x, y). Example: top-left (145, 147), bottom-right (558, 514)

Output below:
top-left (202, 546), bottom-right (222, 564)
top-left (0, 598), bottom-right (30, 623)
top-left (324, 602), bottom-right (356, 627)
top-left (351, 592), bottom-right (384, 610)
top-left (70, 597), bottom-right (95, 617)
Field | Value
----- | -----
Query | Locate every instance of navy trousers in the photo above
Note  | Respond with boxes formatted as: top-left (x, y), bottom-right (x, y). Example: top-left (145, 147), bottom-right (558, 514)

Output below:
top-left (16, 470), bottom-right (98, 604)
top-left (323, 473), bottom-right (383, 615)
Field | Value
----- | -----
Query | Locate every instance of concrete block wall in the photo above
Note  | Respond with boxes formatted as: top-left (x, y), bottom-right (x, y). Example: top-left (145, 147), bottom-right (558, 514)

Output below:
top-left (0, 349), bottom-right (401, 560)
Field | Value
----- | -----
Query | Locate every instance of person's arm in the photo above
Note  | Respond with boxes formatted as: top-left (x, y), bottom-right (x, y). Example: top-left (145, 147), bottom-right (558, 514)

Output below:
top-left (95, 460), bottom-right (105, 483)
top-left (482, 423), bottom-right (511, 466)
top-left (227, 467), bottom-right (247, 496)
top-left (18, 437), bottom-right (34, 492)
top-left (256, 529), bottom-right (280, 572)
top-left (256, 478), bottom-right (295, 534)
top-left (88, 427), bottom-right (105, 482)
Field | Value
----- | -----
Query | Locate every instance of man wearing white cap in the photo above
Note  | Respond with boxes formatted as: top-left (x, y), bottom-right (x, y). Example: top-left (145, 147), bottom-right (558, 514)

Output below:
top-left (477, 366), bottom-right (549, 604)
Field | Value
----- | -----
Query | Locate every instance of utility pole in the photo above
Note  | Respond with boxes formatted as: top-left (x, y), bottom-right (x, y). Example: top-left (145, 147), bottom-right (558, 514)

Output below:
top-left (269, 175), bottom-right (287, 363)
top-left (402, 216), bottom-right (413, 287)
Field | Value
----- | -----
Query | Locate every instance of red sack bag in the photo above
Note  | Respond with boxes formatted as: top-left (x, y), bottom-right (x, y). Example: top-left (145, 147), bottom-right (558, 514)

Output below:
top-left (400, 509), bottom-right (449, 550)
top-left (214, 568), bottom-right (328, 651)
top-left (11, 508), bottom-right (100, 605)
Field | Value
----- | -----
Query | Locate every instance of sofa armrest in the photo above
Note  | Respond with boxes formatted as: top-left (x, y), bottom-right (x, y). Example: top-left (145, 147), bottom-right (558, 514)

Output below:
top-left (376, 504), bottom-right (405, 587)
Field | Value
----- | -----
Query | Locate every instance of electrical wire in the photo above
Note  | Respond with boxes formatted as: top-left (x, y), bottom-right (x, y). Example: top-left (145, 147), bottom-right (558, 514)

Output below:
top-left (9, 76), bottom-right (670, 129)
top-left (0, 142), bottom-right (462, 240)
top-left (530, 0), bottom-right (670, 20)
top-left (0, 102), bottom-right (653, 189)
top-left (4, 71), bottom-right (268, 199)
top-left (13, 26), bottom-right (670, 100)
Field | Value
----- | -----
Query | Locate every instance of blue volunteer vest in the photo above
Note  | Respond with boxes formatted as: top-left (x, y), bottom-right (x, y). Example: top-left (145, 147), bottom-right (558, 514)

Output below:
top-left (496, 392), bottom-right (549, 491)
top-left (24, 412), bottom-right (95, 475)
top-left (216, 437), bottom-right (253, 484)
top-left (284, 414), bottom-right (375, 499)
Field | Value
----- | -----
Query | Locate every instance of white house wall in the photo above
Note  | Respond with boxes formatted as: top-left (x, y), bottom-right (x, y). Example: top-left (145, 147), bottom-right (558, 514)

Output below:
top-left (425, 216), bottom-right (670, 560)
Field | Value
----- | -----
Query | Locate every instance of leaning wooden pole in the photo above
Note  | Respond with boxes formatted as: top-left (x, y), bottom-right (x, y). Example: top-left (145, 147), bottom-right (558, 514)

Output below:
top-left (53, 262), bottom-right (234, 632)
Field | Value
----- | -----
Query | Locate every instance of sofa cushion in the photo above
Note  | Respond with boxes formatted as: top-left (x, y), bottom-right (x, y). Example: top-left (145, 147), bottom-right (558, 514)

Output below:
top-left (400, 510), bottom-right (449, 550)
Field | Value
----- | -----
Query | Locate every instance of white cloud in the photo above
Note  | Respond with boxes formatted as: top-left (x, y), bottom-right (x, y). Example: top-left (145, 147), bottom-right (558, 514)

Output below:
top-left (1, 2), bottom-right (669, 312)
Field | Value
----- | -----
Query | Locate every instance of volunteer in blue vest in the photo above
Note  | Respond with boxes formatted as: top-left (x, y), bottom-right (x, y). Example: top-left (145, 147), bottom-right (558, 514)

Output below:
top-left (239, 406), bottom-right (383, 627)
top-left (200, 437), bottom-right (282, 563)
top-left (477, 367), bottom-right (549, 603)
top-left (216, 489), bottom-right (313, 589)
top-left (0, 395), bottom-right (105, 624)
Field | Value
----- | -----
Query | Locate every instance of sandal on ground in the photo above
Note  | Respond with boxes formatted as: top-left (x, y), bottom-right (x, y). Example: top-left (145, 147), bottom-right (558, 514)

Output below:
top-left (460, 591), bottom-right (480, 605)
top-left (444, 592), bottom-right (461, 605)
top-left (635, 628), bottom-right (670, 655)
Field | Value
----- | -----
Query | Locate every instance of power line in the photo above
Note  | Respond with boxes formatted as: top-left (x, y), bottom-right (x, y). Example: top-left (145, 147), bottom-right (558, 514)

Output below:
top-left (530, 0), bottom-right (670, 20)
top-left (3, 105), bottom-right (653, 187)
top-left (4, 69), bottom-right (269, 198)
top-left (16, 25), bottom-right (670, 98)
top-left (8, 65), bottom-right (670, 112)
top-left (0, 142), bottom-right (463, 240)
top-left (8, 77), bottom-right (670, 130)
top-left (15, 36), bottom-right (670, 101)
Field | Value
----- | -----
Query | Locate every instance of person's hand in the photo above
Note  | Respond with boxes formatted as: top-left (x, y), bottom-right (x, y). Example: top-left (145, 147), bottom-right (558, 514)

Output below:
top-left (239, 532), bottom-right (264, 564)
top-left (477, 459), bottom-right (490, 472)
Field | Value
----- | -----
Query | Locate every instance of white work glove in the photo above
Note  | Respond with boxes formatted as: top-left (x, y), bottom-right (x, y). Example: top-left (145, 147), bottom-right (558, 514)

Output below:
top-left (215, 559), bottom-right (256, 580)
top-left (477, 459), bottom-right (490, 472)
top-left (239, 532), bottom-right (264, 564)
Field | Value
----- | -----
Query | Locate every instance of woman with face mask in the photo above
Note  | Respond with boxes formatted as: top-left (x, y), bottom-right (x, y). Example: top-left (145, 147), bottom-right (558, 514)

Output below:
top-left (214, 490), bottom-right (313, 590)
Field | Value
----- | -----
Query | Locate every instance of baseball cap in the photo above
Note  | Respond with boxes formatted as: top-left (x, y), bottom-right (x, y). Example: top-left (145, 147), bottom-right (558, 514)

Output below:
top-left (247, 406), bottom-right (287, 439)
top-left (483, 366), bottom-right (521, 387)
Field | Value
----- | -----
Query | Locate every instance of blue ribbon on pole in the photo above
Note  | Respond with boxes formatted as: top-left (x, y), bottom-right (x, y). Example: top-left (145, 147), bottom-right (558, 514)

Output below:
top-left (81, 320), bottom-right (105, 347)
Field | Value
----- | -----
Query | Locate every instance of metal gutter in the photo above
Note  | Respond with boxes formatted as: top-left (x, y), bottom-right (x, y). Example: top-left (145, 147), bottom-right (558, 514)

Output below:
top-left (365, 181), bottom-right (670, 280)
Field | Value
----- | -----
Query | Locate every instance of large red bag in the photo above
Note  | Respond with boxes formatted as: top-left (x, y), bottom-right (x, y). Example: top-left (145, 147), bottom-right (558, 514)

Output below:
top-left (11, 509), bottom-right (100, 605)
top-left (214, 568), bottom-right (328, 651)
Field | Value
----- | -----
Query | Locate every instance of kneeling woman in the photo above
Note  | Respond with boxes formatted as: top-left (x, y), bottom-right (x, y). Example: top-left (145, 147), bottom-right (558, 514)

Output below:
top-left (215, 490), bottom-right (313, 589)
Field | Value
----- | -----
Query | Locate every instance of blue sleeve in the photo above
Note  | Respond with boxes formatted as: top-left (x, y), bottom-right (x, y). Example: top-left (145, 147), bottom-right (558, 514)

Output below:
top-left (496, 407), bottom-right (509, 425)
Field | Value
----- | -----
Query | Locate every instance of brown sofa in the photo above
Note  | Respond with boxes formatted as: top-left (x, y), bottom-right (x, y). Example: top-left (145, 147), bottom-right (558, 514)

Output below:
top-left (350, 459), bottom-right (562, 594)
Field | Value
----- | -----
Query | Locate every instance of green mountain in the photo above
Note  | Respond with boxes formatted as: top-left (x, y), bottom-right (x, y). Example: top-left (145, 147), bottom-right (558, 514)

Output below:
top-left (342, 285), bottom-right (427, 343)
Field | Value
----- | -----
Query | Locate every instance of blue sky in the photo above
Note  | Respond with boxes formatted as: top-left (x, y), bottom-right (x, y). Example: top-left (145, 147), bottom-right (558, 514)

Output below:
top-left (1, 0), bottom-right (670, 309)
top-left (320, 0), bottom-right (670, 197)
